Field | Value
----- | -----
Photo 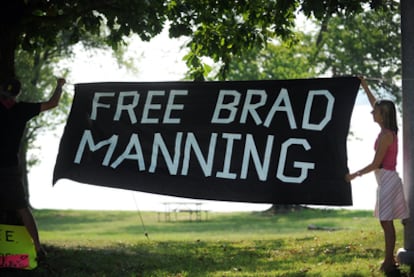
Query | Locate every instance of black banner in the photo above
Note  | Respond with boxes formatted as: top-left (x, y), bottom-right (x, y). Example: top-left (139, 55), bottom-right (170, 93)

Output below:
top-left (53, 77), bottom-right (360, 205)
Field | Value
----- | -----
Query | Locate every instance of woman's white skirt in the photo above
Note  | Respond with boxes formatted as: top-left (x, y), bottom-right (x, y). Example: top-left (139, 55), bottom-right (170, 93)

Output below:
top-left (374, 169), bottom-right (409, 221)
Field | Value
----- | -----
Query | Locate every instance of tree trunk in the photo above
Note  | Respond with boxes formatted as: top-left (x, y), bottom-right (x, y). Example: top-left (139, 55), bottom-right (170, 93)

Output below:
top-left (0, 24), bottom-right (18, 81)
top-left (1, 9), bottom-right (22, 223)
top-left (264, 204), bottom-right (308, 214)
top-left (0, 1), bottom-right (25, 80)
top-left (397, 0), bottom-right (414, 266)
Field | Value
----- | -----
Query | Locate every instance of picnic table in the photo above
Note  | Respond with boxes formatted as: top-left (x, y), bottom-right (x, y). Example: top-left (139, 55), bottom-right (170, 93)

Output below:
top-left (158, 202), bottom-right (208, 222)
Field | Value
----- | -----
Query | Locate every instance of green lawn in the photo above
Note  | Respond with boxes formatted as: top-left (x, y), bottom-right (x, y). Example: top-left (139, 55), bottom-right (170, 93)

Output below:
top-left (1, 208), bottom-right (410, 276)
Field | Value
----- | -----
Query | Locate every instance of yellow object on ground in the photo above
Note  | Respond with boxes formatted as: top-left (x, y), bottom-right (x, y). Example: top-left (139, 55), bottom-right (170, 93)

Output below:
top-left (0, 224), bottom-right (37, 270)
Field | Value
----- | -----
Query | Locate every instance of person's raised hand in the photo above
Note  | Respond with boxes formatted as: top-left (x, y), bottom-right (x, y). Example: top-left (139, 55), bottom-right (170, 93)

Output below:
top-left (57, 78), bottom-right (66, 87)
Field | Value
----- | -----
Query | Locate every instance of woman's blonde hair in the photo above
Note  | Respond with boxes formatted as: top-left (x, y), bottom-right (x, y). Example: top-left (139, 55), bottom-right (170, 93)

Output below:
top-left (375, 100), bottom-right (398, 134)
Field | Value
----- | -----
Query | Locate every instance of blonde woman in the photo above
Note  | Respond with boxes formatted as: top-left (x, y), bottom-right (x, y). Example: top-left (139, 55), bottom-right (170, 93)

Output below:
top-left (346, 77), bottom-right (409, 273)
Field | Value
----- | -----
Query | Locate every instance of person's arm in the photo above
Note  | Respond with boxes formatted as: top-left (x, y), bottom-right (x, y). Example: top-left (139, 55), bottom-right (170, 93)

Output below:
top-left (40, 78), bottom-right (66, 112)
top-left (359, 77), bottom-right (376, 108)
top-left (345, 131), bottom-right (393, 182)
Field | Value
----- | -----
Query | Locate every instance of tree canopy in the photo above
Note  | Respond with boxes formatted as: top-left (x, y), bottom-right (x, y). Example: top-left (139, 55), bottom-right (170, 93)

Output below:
top-left (1, 0), bottom-right (395, 81)
top-left (218, 4), bottom-right (400, 105)
top-left (315, 5), bottom-right (401, 102)
top-left (220, 32), bottom-right (317, 81)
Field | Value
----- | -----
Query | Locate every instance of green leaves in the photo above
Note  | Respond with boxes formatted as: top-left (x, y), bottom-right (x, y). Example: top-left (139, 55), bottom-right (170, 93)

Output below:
top-left (4, 0), bottom-right (395, 81)
top-left (314, 4), bottom-right (401, 102)
top-left (225, 32), bottom-right (317, 81)
top-left (169, 0), bottom-right (391, 80)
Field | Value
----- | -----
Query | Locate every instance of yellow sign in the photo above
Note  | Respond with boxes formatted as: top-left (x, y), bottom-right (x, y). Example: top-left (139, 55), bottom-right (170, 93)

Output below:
top-left (0, 224), bottom-right (37, 270)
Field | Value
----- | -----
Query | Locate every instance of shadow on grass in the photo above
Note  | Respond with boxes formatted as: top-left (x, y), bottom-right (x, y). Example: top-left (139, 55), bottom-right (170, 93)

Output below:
top-left (1, 244), bottom-right (145, 277)
top-left (1, 241), bottom-right (284, 277)
top-left (1, 238), bottom-right (404, 277)
top-left (0, 240), bottom-right (311, 277)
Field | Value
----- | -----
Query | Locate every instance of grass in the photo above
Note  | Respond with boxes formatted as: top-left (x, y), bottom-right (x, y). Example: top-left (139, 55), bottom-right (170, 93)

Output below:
top-left (1, 208), bottom-right (411, 276)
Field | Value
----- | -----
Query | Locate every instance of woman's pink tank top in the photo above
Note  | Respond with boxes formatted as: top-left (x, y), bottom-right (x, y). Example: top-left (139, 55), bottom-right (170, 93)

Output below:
top-left (375, 129), bottom-right (398, 171)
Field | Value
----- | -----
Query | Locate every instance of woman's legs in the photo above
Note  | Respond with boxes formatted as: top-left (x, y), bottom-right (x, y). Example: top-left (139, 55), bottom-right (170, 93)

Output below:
top-left (380, 220), bottom-right (397, 271)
